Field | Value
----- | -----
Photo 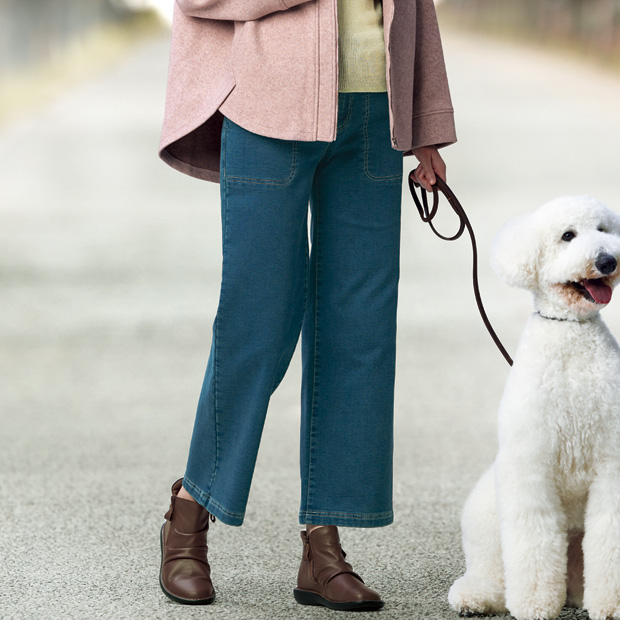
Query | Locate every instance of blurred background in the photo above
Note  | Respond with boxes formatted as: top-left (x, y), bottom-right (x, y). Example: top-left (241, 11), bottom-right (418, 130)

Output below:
top-left (0, 0), bottom-right (170, 123)
top-left (439, 0), bottom-right (620, 67)
top-left (1, 2), bottom-right (619, 619)
top-left (2, 0), bottom-right (620, 125)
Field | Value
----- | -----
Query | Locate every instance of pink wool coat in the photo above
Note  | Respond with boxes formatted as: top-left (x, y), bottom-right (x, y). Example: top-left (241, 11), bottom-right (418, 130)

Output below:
top-left (159, 0), bottom-right (457, 183)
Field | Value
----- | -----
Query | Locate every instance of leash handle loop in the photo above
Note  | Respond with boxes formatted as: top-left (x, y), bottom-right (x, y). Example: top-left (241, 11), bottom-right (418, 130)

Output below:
top-left (408, 171), bottom-right (514, 367)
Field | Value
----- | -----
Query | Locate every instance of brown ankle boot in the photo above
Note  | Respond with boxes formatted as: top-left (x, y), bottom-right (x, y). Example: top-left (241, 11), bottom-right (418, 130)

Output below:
top-left (294, 526), bottom-right (384, 611)
top-left (159, 478), bottom-right (215, 605)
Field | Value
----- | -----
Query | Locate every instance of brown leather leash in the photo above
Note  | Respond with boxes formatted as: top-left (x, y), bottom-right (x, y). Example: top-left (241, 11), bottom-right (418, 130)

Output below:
top-left (408, 171), bottom-right (514, 367)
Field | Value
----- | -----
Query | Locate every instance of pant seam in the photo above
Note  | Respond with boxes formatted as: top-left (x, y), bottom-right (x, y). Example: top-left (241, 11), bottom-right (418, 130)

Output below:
top-left (304, 177), bottom-right (322, 516)
top-left (208, 121), bottom-right (231, 493)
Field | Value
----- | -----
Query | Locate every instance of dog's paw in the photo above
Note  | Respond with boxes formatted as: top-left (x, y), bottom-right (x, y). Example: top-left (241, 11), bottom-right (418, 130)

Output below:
top-left (448, 576), bottom-right (507, 617)
top-left (456, 607), bottom-right (486, 618)
top-left (506, 596), bottom-right (564, 620)
top-left (585, 604), bottom-right (620, 620)
top-left (584, 589), bottom-right (620, 619)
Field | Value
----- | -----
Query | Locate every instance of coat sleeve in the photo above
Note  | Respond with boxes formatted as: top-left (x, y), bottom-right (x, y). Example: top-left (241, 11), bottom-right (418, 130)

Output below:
top-left (410, 0), bottom-right (457, 150)
top-left (175, 0), bottom-right (314, 21)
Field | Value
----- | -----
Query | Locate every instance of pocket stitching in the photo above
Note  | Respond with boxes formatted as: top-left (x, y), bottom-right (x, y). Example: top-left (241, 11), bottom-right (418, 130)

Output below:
top-left (337, 95), bottom-right (354, 133)
top-left (224, 117), bottom-right (299, 185)
top-left (226, 136), bottom-right (298, 186)
top-left (363, 94), bottom-right (402, 182)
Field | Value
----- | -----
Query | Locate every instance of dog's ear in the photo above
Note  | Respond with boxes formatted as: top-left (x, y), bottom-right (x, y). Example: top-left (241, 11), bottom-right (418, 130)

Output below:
top-left (491, 213), bottom-right (540, 289)
top-left (607, 208), bottom-right (620, 235)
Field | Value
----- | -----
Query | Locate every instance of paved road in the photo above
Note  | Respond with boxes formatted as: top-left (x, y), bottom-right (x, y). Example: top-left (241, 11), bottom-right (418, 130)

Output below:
top-left (1, 27), bottom-right (619, 620)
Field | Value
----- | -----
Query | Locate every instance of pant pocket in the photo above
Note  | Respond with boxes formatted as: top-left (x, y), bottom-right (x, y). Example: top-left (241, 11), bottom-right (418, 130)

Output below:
top-left (363, 94), bottom-right (403, 182)
top-left (222, 117), bottom-right (298, 185)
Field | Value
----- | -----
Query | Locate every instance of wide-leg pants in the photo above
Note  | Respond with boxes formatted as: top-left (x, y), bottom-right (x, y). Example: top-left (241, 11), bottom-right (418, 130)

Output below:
top-left (183, 92), bottom-right (403, 527)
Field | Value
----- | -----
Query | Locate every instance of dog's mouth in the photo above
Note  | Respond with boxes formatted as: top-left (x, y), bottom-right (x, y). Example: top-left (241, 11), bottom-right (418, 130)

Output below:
top-left (568, 278), bottom-right (613, 305)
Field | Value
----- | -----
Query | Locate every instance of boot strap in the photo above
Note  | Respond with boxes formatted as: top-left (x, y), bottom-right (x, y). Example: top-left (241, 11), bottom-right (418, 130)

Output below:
top-left (324, 569), bottom-right (364, 586)
top-left (163, 545), bottom-right (210, 566)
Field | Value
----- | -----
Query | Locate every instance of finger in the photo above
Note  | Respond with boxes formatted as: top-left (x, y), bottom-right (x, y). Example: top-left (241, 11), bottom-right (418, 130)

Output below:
top-left (423, 158), bottom-right (436, 186)
top-left (419, 170), bottom-right (433, 192)
top-left (418, 150), bottom-right (438, 187)
top-left (431, 151), bottom-right (447, 182)
top-left (416, 168), bottom-right (432, 193)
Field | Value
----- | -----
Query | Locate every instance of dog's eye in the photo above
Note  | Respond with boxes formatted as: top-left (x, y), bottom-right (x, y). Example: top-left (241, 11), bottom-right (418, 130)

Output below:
top-left (562, 231), bottom-right (576, 242)
top-left (598, 226), bottom-right (607, 233)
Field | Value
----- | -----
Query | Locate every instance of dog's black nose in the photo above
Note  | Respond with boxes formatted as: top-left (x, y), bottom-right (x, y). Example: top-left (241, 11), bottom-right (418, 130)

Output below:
top-left (596, 253), bottom-right (617, 275)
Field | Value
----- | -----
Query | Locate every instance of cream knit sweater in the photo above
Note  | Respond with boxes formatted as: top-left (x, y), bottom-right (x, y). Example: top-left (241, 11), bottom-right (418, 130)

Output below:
top-left (337, 0), bottom-right (387, 92)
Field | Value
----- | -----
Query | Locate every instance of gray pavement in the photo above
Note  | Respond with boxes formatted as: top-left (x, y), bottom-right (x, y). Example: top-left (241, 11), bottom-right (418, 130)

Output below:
top-left (2, 28), bottom-right (620, 620)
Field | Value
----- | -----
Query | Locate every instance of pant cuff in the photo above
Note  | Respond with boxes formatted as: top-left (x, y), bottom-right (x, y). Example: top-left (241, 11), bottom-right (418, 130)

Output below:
top-left (298, 509), bottom-right (393, 528)
top-left (182, 476), bottom-right (245, 527)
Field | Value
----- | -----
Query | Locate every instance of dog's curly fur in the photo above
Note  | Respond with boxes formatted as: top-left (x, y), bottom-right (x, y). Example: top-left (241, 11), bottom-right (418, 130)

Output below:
top-left (448, 196), bottom-right (620, 620)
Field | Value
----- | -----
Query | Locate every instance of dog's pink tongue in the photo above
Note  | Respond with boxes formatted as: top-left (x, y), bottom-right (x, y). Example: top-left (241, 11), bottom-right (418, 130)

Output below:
top-left (583, 279), bottom-right (612, 304)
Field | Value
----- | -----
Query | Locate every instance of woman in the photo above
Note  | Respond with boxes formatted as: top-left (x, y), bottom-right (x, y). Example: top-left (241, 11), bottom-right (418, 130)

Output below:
top-left (158, 0), bottom-right (456, 611)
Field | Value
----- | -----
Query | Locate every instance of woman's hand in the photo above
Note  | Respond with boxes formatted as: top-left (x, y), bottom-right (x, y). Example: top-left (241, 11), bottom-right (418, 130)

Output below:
top-left (412, 146), bottom-right (446, 192)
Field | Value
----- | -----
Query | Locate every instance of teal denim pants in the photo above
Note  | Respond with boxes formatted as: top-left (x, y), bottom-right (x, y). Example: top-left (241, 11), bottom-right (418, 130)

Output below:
top-left (183, 92), bottom-right (403, 527)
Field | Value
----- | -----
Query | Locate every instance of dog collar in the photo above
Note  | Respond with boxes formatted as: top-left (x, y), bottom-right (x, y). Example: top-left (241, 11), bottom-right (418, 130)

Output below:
top-left (535, 312), bottom-right (588, 323)
top-left (536, 312), bottom-right (568, 321)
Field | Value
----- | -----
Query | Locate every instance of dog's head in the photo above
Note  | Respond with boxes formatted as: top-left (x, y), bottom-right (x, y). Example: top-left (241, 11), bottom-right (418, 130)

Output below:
top-left (491, 196), bottom-right (620, 320)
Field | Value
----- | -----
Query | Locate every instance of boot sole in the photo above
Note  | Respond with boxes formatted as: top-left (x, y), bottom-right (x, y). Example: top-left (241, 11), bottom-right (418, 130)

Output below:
top-left (294, 588), bottom-right (384, 611)
top-left (159, 524), bottom-right (215, 605)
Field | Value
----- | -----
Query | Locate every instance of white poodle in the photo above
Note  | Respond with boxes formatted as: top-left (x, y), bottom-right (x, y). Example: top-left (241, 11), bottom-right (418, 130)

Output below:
top-left (448, 196), bottom-right (620, 620)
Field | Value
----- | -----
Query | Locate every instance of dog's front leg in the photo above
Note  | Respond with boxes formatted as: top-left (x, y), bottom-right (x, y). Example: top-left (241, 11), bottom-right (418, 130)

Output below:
top-left (583, 463), bottom-right (620, 620)
top-left (496, 455), bottom-right (567, 620)
top-left (448, 465), bottom-right (507, 616)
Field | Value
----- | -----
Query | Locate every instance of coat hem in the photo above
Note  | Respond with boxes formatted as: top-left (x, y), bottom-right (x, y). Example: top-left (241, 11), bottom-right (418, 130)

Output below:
top-left (159, 150), bottom-right (220, 183)
top-left (158, 74), bottom-right (236, 182)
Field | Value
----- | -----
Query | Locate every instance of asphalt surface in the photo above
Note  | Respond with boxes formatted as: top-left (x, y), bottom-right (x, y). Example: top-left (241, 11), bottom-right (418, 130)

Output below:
top-left (1, 27), bottom-right (620, 620)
